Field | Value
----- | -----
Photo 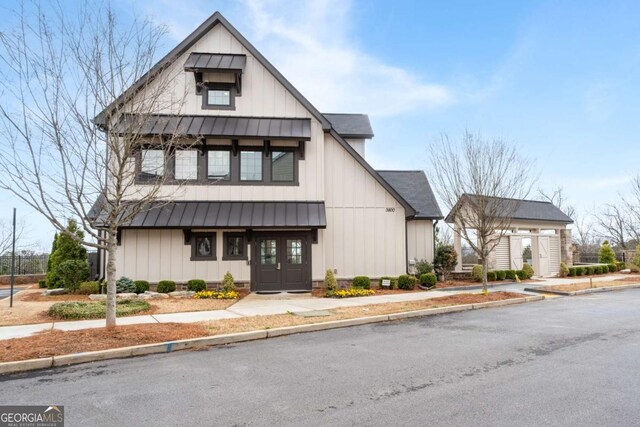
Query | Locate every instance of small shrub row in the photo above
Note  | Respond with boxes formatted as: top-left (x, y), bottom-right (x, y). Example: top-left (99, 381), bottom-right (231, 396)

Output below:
top-left (187, 279), bottom-right (206, 292)
top-left (78, 281), bottom-right (99, 295)
top-left (568, 264), bottom-right (619, 276)
top-left (472, 264), bottom-right (534, 282)
top-left (157, 280), bottom-right (176, 293)
top-left (48, 299), bottom-right (150, 320)
top-left (327, 288), bottom-right (376, 298)
top-left (193, 290), bottom-right (239, 299)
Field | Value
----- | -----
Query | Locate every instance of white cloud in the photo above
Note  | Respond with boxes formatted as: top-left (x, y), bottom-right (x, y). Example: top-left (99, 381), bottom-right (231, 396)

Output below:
top-left (242, 0), bottom-right (453, 116)
top-left (141, 0), bottom-right (454, 117)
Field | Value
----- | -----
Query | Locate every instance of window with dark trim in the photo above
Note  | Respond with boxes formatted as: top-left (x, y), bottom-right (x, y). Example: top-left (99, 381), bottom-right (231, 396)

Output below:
top-left (140, 149), bottom-right (165, 179)
top-left (240, 150), bottom-right (263, 181)
top-left (223, 233), bottom-right (247, 260)
top-left (191, 232), bottom-right (216, 261)
top-left (136, 146), bottom-right (299, 186)
top-left (175, 149), bottom-right (198, 181)
top-left (202, 84), bottom-right (236, 110)
top-left (271, 151), bottom-right (294, 182)
top-left (207, 150), bottom-right (231, 181)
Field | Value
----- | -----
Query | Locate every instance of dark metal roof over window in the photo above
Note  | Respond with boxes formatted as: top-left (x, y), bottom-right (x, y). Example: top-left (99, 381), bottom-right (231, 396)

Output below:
top-left (445, 195), bottom-right (573, 224)
top-left (115, 115), bottom-right (311, 140)
top-left (378, 171), bottom-right (443, 219)
top-left (324, 113), bottom-right (374, 138)
top-left (184, 53), bottom-right (246, 72)
top-left (92, 201), bottom-right (327, 229)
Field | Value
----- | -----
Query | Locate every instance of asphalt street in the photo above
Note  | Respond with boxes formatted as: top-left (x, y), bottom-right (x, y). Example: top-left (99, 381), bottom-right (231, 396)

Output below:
top-left (2, 290), bottom-right (640, 426)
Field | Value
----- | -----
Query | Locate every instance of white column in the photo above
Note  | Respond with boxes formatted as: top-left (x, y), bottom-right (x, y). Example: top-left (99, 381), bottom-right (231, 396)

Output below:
top-left (453, 224), bottom-right (463, 272)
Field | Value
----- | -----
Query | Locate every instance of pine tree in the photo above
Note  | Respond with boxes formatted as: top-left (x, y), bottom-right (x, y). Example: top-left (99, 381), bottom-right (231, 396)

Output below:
top-left (598, 240), bottom-right (616, 264)
top-left (46, 220), bottom-right (88, 288)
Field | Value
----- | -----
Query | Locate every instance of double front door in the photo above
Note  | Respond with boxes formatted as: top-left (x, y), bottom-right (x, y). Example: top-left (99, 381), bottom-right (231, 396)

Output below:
top-left (252, 232), bottom-right (311, 292)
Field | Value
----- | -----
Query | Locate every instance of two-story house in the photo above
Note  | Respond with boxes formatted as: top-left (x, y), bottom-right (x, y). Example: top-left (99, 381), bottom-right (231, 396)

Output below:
top-left (93, 11), bottom-right (442, 292)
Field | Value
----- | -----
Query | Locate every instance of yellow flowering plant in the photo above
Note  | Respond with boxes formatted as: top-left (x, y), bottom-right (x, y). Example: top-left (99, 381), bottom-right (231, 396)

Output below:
top-left (193, 290), bottom-right (239, 300)
top-left (326, 288), bottom-right (375, 298)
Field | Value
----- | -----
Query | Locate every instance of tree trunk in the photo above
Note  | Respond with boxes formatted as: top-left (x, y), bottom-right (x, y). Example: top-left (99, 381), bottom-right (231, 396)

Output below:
top-left (105, 230), bottom-right (117, 327)
top-left (481, 257), bottom-right (489, 295)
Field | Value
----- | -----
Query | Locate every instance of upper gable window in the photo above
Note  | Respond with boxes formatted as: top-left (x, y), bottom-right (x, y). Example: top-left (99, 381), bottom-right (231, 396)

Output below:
top-left (202, 84), bottom-right (235, 110)
top-left (207, 89), bottom-right (230, 106)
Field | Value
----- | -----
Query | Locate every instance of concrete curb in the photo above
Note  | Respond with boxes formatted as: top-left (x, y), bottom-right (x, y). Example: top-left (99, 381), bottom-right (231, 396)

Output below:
top-left (524, 283), bottom-right (640, 296)
top-left (0, 296), bottom-right (545, 375)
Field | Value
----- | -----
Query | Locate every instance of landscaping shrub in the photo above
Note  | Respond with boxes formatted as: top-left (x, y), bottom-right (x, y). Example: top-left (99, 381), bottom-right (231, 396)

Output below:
top-left (471, 265), bottom-right (483, 282)
top-left (496, 270), bottom-right (507, 281)
top-left (134, 280), bottom-right (150, 294)
top-left (38, 280), bottom-right (47, 289)
top-left (568, 267), bottom-right (576, 277)
top-left (48, 299), bottom-right (150, 320)
top-left (187, 279), bottom-right (206, 292)
top-left (193, 290), bottom-right (239, 299)
top-left (325, 269), bottom-right (337, 292)
top-left (434, 245), bottom-right (457, 281)
top-left (327, 288), bottom-right (375, 298)
top-left (397, 274), bottom-right (417, 290)
top-left (505, 270), bottom-right (517, 280)
top-left (379, 276), bottom-right (397, 289)
top-left (608, 263), bottom-right (618, 273)
top-left (616, 261), bottom-right (626, 271)
top-left (221, 272), bottom-right (235, 293)
top-left (521, 263), bottom-right (535, 280)
top-left (575, 267), bottom-right (585, 276)
top-left (115, 277), bottom-right (137, 293)
top-left (55, 259), bottom-right (90, 292)
top-left (415, 259), bottom-right (434, 275)
top-left (516, 270), bottom-right (528, 280)
top-left (632, 245), bottom-right (640, 269)
top-left (559, 262), bottom-right (569, 278)
top-left (78, 281), bottom-right (99, 295)
top-left (585, 266), bottom-right (595, 275)
top-left (487, 271), bottom-right (497, 281)
top-left (351, 276), bottom-right (371, 289)
top-left (46, 220), bottom-right (88, 289)
top-left (419, 273), bottom-right (437, 288)
top-left (598, 240), bottom-right (616, 264)
top-left (157, 280), bottom-right (176, 293)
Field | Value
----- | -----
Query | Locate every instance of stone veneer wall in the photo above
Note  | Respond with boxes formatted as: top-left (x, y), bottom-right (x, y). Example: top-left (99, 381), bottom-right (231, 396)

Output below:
top-left (560, 229), bottom-right (573, 266)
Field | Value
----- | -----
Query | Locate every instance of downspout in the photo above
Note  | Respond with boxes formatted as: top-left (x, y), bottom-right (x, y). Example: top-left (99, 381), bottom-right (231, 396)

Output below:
top-left (433, 220), bottom-right (439, 262)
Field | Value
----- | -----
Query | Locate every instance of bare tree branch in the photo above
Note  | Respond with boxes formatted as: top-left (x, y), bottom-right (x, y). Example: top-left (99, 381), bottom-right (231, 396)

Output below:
top-left (538, 186), bottom-right (575, 219)
top-left (0, 2), bottom-right (190, 326)
top-left (429, 130), bottom-right (537, 292)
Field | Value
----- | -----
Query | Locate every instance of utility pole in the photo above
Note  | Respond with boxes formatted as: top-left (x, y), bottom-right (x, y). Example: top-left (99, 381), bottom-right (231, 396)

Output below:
top-left (10, 208), bottom-right (16, 307)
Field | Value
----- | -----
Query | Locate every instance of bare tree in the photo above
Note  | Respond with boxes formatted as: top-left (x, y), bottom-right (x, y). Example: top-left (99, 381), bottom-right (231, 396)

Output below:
top-left (538, 186), bottom-right (575, 219)
top-left (621, 175), bottom-right (640, 244)
top-left (0, 3), bottom-right (188, 326)
top-left (0, 218), bottom-right (27, 255)
top-left (429, 131), bottom-right (536, 293)
top-left (572, 212), bottom-right (597, 251)
top-left (595, 203), bottom-right (630, 249)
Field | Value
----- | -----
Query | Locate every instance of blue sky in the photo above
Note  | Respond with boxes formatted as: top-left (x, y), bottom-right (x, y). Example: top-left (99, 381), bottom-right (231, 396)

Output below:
top-left (1, 0), bottom-right (639, 248)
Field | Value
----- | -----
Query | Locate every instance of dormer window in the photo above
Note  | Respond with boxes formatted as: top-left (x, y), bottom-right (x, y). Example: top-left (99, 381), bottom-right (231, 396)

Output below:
top-left (203, 84), bottom-right (235, 109)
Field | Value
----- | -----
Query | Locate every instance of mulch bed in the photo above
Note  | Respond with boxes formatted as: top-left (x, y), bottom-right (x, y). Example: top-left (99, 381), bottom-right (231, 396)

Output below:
top-left (0, 323), bottom-right (209, 363)
top-left (311, 288), bottom-right (427, 297)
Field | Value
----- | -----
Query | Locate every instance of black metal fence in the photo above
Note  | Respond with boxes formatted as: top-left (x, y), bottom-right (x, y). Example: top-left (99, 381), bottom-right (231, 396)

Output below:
top-left (574, 252), bottom-right (626, 264)
top-left (0, 254), bottom-right (49, 276)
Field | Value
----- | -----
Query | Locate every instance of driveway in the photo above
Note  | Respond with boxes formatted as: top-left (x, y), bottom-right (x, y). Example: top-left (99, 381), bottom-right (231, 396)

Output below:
top-left (0, 287), bottom-right (23, 299)
top-left (3, 290), bottom-right (640, 426)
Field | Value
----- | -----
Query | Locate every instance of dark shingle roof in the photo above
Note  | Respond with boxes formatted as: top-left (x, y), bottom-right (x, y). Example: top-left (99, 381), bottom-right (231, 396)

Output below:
top-left (324, 113), bottom-right (374, 138)
top-left (445, 195), bottom-right (573, 224)
top-left (183, 53), bottom-right (246, 71)
top-left (114, 115), bottom-right (311, 140)
top-left (377, 171), bottom-right (443, 219)
top-left (90, 201), bottom-right (327, 229)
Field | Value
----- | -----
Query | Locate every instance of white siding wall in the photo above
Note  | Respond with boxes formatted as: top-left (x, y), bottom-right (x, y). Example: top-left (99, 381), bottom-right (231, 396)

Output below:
top-left (115, 229), bottom-right (251, 283)
top-left (549, 236), bottom-right (561, 276)
top-left (407, 220), bottom-right (434, 263)
top-left (493, 238), bottom-right (511, 270)
top-left (322, 135), bottom-right (407, 279)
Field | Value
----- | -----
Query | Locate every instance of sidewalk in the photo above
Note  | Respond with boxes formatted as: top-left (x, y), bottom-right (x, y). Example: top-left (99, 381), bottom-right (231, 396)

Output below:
top-left (456, 274), bottom-right (632, 295)
top-left (0, 289), bottom-right (456, 340)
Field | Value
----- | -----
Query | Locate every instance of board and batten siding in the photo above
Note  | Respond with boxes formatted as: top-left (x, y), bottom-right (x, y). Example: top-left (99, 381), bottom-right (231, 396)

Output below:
top-left (322, 134), bottom-right (407, 279)
top-left (115, 229), bottom-right (251, 283)
top-left (549, 235), bottom-right (561, 276)
top-left (406, 220), bottom-right (435, 263)
top-left (493, 238), bottom-right (511, 270)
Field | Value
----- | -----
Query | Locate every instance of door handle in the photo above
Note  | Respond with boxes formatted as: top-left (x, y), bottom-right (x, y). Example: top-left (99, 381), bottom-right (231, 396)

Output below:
top-left (277, 262), bottom-right (281, 270)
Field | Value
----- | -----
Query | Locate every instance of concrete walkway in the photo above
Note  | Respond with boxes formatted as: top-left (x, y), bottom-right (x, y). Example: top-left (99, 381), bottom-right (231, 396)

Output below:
top-left (0, 289), bottom-right (455, 340)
